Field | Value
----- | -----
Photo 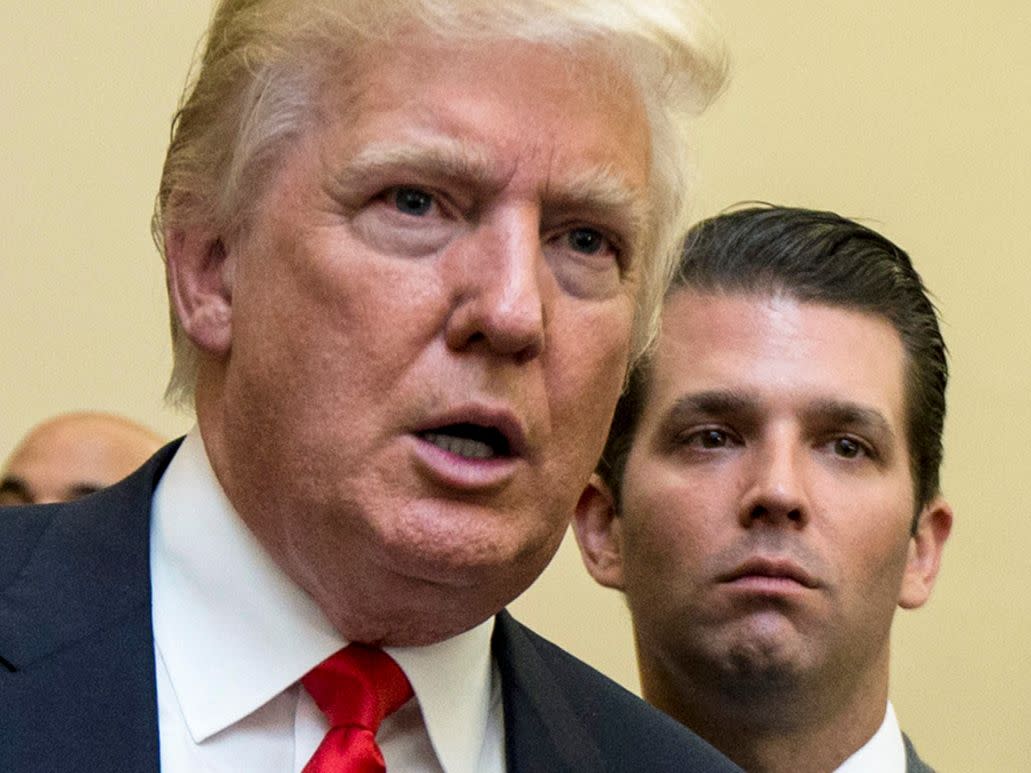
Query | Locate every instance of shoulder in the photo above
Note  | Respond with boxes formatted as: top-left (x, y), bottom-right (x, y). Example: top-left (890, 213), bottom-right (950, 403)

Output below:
top-left (0, 503), bottom-right (56, 588)
top-left (493, 611), bottom-right (740, 772)
top-left (495, 612), bottom-right (651, 717)
top-left (0, 447), bottom-right (178, 772)
top-left (0, 441), bottom-right (180, 665)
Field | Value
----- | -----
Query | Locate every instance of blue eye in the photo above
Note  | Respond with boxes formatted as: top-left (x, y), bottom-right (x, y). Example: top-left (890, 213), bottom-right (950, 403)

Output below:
top-left (392, 187), bottom-right (434, 216)
top-left (567, 227), bottom-right (606, 255)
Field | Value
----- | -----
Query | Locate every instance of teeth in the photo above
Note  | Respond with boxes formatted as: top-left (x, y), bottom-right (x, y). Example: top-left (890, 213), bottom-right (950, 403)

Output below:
top-left (423, 432), bottom-right (495, 459)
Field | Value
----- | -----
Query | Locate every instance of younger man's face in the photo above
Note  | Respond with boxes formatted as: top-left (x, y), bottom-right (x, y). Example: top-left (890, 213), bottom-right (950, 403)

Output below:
top-left (576, 289), bottom-right (951, 695)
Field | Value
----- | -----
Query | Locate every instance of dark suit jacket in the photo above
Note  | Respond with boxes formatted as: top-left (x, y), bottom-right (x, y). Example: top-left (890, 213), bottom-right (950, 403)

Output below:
top-left (0, 442), bottom-right (738, 772)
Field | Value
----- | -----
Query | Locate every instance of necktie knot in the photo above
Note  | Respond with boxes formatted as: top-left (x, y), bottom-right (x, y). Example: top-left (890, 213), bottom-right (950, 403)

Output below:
top-left (302, 644), bottom-right (413, 772)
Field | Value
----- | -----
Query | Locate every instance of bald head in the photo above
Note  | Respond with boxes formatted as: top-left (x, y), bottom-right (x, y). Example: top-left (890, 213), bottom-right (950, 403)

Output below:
top-left (0, 413), bottom-right (165, 506)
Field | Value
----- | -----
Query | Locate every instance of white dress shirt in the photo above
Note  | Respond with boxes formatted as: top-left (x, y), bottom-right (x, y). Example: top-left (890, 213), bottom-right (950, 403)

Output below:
top-left (150, 429), bottom-right (506, 772)
top-left (834, 702), bottom-right (907, 773)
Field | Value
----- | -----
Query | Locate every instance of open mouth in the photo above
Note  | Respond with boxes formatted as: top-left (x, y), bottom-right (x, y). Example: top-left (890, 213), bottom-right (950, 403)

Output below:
top-left (418, 423), bottom-right (513, 460)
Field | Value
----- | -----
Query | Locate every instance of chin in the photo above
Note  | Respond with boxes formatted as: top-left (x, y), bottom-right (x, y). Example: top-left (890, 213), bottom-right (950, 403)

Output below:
top-left (384, 499), bottom-right (561, 581)
top-left (707, 627), bottom-right (816, 693)
top-left (390, 533), bottom-right (554, 601)
top-left (332, 566), bottom-right (519, 647)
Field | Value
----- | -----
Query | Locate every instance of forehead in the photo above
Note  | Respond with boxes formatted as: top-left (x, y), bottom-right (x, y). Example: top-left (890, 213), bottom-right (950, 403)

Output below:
top-left (5, 435), bottom-right (92, 487)
top-left (6, 421), bottom-right (142, 480)
top-left (313, 30), bottom-right (653, 202)
top-left (644, 290), bottom-right (909, 431)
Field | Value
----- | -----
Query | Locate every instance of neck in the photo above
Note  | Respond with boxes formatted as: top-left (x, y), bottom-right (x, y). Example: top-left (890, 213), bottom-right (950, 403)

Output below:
top-left (641, 656), bottom-right (890, 773)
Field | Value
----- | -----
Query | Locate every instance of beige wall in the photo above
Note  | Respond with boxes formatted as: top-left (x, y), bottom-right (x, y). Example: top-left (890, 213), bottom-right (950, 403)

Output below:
top-left (2, 3), bottom-right (1027, 770)
top-left (0, 5), bottom-right (210, 443)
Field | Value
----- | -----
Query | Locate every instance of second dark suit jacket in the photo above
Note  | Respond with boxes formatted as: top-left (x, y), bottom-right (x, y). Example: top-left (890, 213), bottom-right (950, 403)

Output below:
top-left (0, 442), bottom-right (738, 772)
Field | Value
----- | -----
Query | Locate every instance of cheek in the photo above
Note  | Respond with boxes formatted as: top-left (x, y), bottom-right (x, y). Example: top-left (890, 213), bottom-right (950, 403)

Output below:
top-left (545, 301), bottom-right (634, 445)
top-left (586, 307), bottom-right (634, 392)
top-left (618, 449), bottom-right (736, 589)
top-left (626, 508), bottom-right (708, 571)
top-left (859, 527), bottom-right (913, 585)
top-left (620, 483), bottom-right (712, 586)
top-left (235, 239), bottom-right (437, 381)
top-left (829, 489), bottom-right (915, 596)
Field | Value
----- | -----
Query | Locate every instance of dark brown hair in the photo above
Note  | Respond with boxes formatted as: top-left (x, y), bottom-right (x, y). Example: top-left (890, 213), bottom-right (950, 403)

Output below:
top-left (600, 204), bottom-right (948, 518)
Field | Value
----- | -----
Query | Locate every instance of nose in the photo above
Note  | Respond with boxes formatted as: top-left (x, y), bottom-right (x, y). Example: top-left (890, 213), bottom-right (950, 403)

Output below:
top-left (738, 436), bottom-right (810, 529)
top-left (443, 209), bottom-right (547, 361)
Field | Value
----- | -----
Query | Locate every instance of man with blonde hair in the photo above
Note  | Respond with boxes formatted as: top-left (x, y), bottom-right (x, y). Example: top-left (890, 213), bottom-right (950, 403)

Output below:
top-left (0, 412), bottom-right (164, 506)
top-left (0, 2), bottom-right (738, 771)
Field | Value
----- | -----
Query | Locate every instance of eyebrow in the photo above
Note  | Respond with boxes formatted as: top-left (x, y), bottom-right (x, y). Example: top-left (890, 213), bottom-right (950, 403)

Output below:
top-left (801, 398), bottom-right (897, 446)
top-left (64, 483), bottom-right (105, 500)
top-left (657, 391), bottom-right (897, 447)
top-left (0, 477), bottom-right (106, 506)
top-left (0, 476), bottom-right (31, 504)
top-left (542, 164), bottom-right (650, 254)
top-left (658, 390), bottom-right (761, 435)
top-left (335, 141), bottom-right (649, 249)
top-left (334, 140), bottom-right (501, 197)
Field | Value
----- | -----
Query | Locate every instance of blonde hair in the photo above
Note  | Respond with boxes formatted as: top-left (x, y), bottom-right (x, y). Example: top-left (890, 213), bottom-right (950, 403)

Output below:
top-left (154, 0), bottom-right (728, 406)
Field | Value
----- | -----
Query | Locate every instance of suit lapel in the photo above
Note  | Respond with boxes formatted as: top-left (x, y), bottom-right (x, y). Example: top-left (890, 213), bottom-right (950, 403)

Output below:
top-left (493, 610), bottom-right (605, 772)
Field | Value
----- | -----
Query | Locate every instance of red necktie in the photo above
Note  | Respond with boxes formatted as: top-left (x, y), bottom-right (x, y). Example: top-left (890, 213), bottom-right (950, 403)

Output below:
top-left (302, 644), bottom-right (414, 773)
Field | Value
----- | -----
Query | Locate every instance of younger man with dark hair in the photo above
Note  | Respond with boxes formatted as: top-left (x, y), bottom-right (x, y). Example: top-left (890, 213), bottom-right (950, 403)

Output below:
top-left (574, 205), bottom-right (952, 772)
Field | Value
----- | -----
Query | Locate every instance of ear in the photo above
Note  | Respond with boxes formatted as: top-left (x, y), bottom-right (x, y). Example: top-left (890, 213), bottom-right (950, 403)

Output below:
top-left (164, 225), bottom-right (235, 357)
top-left (898, 495), bottom-right (953, 609)
top-left (571, 474), bottom-right (626, 590)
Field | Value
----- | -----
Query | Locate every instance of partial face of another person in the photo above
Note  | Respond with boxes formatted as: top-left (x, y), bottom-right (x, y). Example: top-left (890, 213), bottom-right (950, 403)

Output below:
top-left (576, 289), bottom-right (950, 692)
top-left (172, 34), bottom-right (652, 642)
top-left (0, 414), bottom-right (164, 506)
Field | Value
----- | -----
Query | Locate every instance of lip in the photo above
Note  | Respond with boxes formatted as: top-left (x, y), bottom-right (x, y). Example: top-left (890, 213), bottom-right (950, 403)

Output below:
top-left (719, 556), bottom-right (820, 590)
top-left (407, 403), bottom-right (531, 490)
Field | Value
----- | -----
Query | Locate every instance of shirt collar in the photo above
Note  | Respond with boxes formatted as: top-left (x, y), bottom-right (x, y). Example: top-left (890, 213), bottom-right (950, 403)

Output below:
top-left (387, 624), bottom-right (497, 773)
top-left (834, 701), bottom-right (906, 773)
top-left (151, 428), bottom-right (497, 771)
